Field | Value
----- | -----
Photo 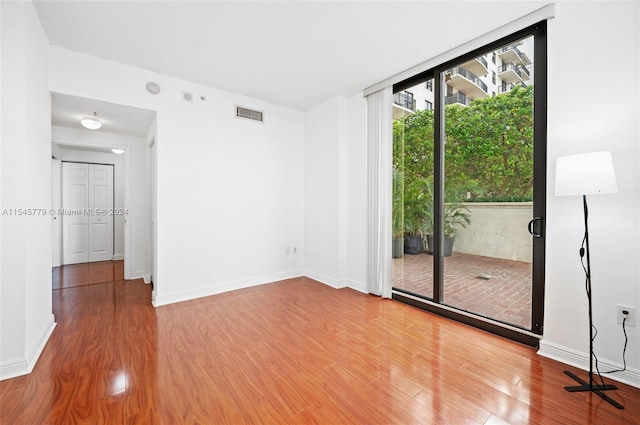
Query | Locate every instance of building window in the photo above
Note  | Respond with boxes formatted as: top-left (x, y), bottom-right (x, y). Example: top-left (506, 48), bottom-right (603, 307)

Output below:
top-left (492, 52), bottom-right (496, 64)
top-left (492, 71), bottom-right (496, 84)
top-left (425, 100), bottom-right (433, 111)
top-left (426, 80), bottom-right (433, 91)
top-left (393, 90), bottom-right (416, 111)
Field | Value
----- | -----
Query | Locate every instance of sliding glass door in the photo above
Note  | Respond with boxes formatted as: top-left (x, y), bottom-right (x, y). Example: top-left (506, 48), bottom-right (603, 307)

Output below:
top-left (391, 23), bottom-right (546, 345)
top-left (442, 34), bottom-right (536, 330)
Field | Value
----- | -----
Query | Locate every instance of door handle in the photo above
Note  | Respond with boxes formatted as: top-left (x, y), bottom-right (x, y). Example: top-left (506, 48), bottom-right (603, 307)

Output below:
top-left (528, 217), bottom-right (543, 238)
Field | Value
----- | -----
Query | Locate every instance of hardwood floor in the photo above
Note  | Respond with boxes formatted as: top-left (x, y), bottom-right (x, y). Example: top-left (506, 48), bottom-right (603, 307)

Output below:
top-left (1, 262), bottom-right (639, 424)
top-left (52, 260), bottom-right (124, 290)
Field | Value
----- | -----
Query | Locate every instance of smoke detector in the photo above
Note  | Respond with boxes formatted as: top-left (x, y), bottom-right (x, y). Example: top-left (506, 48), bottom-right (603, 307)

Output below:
top-left (146, 81), bottom-right (160, 95)
top-left (182, 91), bottom-right (193, 103)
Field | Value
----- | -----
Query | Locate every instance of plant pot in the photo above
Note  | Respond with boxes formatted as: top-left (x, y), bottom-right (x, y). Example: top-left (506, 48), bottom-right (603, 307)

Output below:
top-left (426, 235), bottom-right (455, 257)
top-left (404, 235), bottom-right (422, 255)
top-left (392, 237), bottom-right (404, 258)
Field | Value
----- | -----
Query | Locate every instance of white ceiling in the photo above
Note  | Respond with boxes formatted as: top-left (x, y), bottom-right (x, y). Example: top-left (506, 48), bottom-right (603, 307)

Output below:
top-left (34, 1), bottom-right (547, 112)
top-left (51, 92), bottom-right (156, 137)
top-left (53, 143), bottom-right (119, 155)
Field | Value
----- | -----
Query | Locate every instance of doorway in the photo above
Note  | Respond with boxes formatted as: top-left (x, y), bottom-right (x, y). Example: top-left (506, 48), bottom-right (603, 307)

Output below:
top-left (50, 92), bottom-right (157, 283)
top-left (391, 22), bottom-right (546, 346)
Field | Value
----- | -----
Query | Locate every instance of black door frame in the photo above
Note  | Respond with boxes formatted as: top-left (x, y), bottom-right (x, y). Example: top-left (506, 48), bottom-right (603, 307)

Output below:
top-left (392, 21), bottom-right (547, 347)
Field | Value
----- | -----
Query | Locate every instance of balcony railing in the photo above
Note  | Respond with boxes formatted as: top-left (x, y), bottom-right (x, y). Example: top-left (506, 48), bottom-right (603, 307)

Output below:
top-left (501, 45), bottom-right (524, 57)
top-left (445, 92), bottom-right (470, 106)
top-left (499, 83), bottom-right (517, 93)
top-left (393, 92), bottom-right (416, 111)
top-left (500, 63), bottom-right (526, 79)
top-left (448, 67), bottom-right (488, 93)
top-left (498, 44), bottom-right (532, 66)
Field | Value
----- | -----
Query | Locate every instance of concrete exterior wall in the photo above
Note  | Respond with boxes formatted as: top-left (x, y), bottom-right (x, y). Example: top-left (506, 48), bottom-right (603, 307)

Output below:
top-left (455, 202), bottom-right (533, 263)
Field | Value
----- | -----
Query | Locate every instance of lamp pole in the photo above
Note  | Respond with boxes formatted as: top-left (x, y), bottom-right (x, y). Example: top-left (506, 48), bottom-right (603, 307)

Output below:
top-left (562, 194), bottom-right (622, 409)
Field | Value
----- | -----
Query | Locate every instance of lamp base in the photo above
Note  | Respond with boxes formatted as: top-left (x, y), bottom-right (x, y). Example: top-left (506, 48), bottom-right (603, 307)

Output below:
top-left (563, 370), bottom-right (623, 409)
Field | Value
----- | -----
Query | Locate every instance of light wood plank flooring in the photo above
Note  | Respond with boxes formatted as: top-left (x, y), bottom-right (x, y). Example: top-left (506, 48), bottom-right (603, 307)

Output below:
top-left (1, 261), bottom-right (639, 424)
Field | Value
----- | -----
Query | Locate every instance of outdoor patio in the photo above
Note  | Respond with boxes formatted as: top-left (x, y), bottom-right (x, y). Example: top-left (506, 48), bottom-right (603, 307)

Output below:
top-left (392, 252), bottom-right (532, 329)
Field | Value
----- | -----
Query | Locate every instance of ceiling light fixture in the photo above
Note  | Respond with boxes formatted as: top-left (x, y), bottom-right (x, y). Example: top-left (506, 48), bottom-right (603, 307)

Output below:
top-left (111, 149), bottom-right (125, 155)
top-left (80, 112), bottom-right (102, 130)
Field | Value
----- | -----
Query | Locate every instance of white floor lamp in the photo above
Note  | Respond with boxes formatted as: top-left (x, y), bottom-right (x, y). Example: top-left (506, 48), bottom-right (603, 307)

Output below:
top-left (554, 151), bottom-right (622, 409)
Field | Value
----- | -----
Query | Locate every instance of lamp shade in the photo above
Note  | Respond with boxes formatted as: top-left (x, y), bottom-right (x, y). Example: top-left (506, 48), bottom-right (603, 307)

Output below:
top-left (554, 151), bottom-right (617, 196)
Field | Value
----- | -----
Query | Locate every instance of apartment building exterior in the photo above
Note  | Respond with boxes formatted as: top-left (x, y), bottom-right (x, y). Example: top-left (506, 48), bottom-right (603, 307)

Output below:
top-left (393, 38), bottom-right (532, 119)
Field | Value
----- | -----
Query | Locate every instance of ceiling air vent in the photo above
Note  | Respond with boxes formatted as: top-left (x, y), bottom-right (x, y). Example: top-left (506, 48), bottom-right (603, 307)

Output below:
top-left (235, 106), bottom-right (264, 123)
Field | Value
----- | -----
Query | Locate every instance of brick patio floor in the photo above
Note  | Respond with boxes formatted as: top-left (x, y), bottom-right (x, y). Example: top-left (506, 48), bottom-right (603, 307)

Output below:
top-left (392, 252), bottom-right (532, 329)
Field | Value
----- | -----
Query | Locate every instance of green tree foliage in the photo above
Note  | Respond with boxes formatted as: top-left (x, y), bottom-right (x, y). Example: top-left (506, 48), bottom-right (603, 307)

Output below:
top-left (393, 85), bottom-right (533, 205)
top-left (393, 108), bottom-right (434, 183)
top-left (445, 85), bottom-right (533, 201)
top-left (392, 169), bottom-right (404, 238)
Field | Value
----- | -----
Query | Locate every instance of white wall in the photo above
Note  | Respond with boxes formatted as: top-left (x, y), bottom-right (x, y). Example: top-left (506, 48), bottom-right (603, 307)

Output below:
top-left (48, 46), bottom-right (305, 306)
top-left (303, 93), bottom-right (368, 292)
top-left (538, 1), bottom-right (640, 388)
top-left (51, 143), bottom-right (126, 262)
top-left (304, 97), bottom-right (344, 287)
top-left (0, 1), bottom-right (55, 380)
top-left (346, 94), bottom-right (368, 291)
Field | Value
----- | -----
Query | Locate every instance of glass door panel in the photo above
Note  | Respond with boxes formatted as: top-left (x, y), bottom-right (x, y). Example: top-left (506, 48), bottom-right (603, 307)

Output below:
top-left (442, 36), bottom-right (535, 329)
top-left (392, 79), bottom-right (435, 300)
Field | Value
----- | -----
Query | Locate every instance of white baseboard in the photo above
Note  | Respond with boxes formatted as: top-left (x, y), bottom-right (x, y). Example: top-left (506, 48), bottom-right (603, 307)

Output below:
top-left (346, 279), bottom-right (367, 294)
top-left (1, 316), bottom-right (56, 381)
top-left (538, 340), bottom-right (640, 389)
top-left (152, 269), bottom-right (304, 307)
top-left (112, 254), bottom-right (124, 261)
top-left (0, 358), bottom-right (29, 381)
top-left (303, 270), bottom-right (366, 294)
top-left (129, 270), bottom-right (147, 281)
top-left (303, 269), bottom-right (346, 289)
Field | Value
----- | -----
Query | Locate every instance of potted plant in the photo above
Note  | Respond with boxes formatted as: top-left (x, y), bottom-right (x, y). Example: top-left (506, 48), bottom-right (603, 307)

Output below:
top-left (442, 201), bottom-right (471, 256)
top-left (425, 186), bottom-right (471, 257)
top-left (392, 169), bottom-right (404, 258)
top-left (403, 178), bottom-right (431, 254)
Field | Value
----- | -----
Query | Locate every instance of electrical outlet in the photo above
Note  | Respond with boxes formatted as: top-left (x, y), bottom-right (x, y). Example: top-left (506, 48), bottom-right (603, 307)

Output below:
top-left (286, 247), bottom-right (291, 255)
top-left (616, 305), bottom-right (636, 327)
top-left (293, 246), bottom-right (297, 254)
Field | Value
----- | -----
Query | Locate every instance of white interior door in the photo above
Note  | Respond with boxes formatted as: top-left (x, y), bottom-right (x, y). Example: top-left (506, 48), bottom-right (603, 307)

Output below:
top-left (88, 164), bottom-right (114, 262)
top-left (62, 162), bottom-right (89, 264)
top-left (149, 138), bottom-right (156, 283)
top-left (62, 162), bottom-right (114, 265)
top-left (52, 158), bottom-right (62, 267)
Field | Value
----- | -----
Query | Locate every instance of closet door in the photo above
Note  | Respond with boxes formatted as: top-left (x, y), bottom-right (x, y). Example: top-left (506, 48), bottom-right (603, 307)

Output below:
top-left (62, 162), bottom-right (113, 264)
top-left (62, 162), bottom-right (89, 265)
top-left (88, 164), bottom-right (114, 262)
